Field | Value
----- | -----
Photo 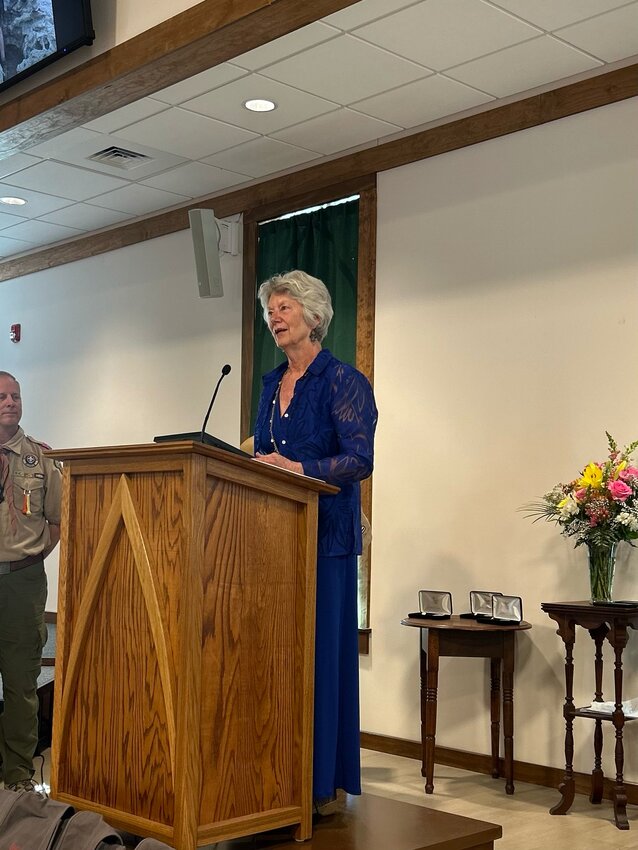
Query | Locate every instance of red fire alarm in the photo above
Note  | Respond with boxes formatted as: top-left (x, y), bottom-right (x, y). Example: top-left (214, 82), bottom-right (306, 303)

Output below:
top-left (10, 323), bottom-right (21, 342)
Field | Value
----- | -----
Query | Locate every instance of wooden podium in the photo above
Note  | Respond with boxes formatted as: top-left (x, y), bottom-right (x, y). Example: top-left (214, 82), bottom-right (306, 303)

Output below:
top-left (47, 442), bottom-right (336, 850)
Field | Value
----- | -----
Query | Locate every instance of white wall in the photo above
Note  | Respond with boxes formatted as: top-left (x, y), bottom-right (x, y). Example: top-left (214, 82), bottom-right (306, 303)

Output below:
top-left (364, 97), bottom-right (638, 779)
top-left (2, 92), bottom-right (637, 781)
top-left (0, 229), bottom-right (243, 607)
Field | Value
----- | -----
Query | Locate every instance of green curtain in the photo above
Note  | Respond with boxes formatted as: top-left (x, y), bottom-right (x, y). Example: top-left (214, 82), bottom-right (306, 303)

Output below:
top-left (250, 198), bottom-right (359, 431)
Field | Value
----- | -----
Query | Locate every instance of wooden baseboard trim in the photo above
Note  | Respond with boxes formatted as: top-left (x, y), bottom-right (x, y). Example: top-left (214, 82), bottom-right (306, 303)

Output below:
top-left (45, 611), bottom-right (57, 624)
top-left (360, 732), bottom-right (638, 805)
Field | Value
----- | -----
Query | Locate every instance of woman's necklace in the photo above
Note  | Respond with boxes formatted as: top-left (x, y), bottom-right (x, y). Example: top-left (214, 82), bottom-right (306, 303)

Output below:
top-left (269, 367), bottom-right (291, 454)
top-left (268, 365), bottom-right (307, 454)
top-left (268, 377), bottom-right (284, 454)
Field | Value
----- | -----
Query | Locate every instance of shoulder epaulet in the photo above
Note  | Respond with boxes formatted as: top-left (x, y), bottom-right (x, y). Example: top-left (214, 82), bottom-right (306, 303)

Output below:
top-left (26, 435), bottom-right (52, 451)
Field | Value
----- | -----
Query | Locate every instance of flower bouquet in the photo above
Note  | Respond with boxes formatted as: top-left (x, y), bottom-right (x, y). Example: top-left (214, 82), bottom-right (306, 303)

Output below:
top-left (524, 433), bottom-right (638, 602)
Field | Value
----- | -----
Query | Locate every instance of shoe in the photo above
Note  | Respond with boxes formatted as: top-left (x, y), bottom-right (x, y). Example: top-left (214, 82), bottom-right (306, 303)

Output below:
top-left (313, 793), bottom-right (338, 816)
top-left (5, 778), bottom-right (46, 796)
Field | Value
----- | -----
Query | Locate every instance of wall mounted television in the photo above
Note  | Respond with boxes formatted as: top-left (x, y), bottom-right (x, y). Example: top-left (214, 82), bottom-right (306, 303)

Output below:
top-left (0, 0), bottom-right (94, 95)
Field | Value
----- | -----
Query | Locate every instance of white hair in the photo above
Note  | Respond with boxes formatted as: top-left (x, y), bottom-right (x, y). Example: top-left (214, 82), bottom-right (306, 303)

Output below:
top-left (257, 270), bottom-right (333, 342)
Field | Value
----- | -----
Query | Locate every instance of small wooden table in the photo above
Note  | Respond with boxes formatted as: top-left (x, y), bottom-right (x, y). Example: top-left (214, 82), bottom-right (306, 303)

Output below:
top-left (401, 615), bottom-right (531, 795)
top-left (542, 600), bottom-right (638, 830)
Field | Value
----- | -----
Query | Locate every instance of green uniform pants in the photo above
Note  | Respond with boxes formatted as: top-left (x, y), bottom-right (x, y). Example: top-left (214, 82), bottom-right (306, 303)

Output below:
top-left (0, 560), bottom-right (47, 785)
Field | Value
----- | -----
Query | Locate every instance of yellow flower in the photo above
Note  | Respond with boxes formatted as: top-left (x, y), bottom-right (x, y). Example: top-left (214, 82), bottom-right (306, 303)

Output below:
top-left (578, 463), bottom-right (603, 489)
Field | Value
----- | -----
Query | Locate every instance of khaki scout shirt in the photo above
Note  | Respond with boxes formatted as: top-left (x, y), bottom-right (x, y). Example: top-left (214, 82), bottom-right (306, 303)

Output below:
top-left (0, 426), bottom-right (62, 561)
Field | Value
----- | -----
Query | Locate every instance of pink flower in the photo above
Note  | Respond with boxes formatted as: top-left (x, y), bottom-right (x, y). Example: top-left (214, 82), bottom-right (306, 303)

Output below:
top-left (608, 480), bottom-right (632, 501)
top-left (619, 466), bottom-right (638, 482)
top-left (574, 488), bottom-right (588, 502)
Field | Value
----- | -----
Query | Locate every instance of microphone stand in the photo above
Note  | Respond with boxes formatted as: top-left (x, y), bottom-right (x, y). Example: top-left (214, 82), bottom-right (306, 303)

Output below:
top-left (200, 364), bottom-right (231, 442)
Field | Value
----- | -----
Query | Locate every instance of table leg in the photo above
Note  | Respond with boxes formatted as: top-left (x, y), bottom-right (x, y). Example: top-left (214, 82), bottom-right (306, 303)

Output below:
top-left (590, 720), bottom-right (604, 804)
top-left (589, 625), bottom-right (607, 804)
top-left (490, 658), bottom-right (501, 779)
top-left (423, 629), bottom-right (439, 795)
top-left (419, 633), bottom-right (427, 779)
top-left (611, 628), bottom-right (630, 830)
top-left (502, 634), bottom-right (515, 795)
top-left (550, 634), bottom-right (575, 815)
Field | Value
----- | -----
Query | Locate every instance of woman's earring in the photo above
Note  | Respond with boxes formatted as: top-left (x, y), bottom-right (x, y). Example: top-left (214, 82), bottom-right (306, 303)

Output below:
top-left (309, 327), bottom-right (320, 342)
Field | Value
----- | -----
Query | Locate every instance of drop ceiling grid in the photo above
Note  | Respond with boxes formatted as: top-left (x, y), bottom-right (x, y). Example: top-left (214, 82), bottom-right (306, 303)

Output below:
top-left (0, 0), bottom-right (635, 256)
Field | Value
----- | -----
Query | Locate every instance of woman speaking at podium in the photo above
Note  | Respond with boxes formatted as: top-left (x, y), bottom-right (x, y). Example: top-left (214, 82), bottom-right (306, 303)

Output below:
top-left (253, 270), bottom-right (378, 805)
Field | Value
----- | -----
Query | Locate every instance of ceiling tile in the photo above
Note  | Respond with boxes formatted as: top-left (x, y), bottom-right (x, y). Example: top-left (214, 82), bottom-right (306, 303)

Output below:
top-left (89, 183), bottom-right (190, 215)
top-left (555, 5), bottom-right (638, 62)
top-left (489, 0), bottom-right (632, 31)
top-left (261, 34), bottom-right (430, 104)
top-left (322, 0), bottom-right (420, 30)
top-left (0, 209), bottom-right (27, 230)
top-left (150, 63), bottom-right (248, 105)
top-left (0, 219), bottom-right (83, 247)
top-left (0, 184), bottom-right (72, 218)
top-left (182, 74), bottom-right (339, 134)
top-left (38, 204), bottom-right (134, 231)
top-left (82, 98), bottom-right (170, 134)
top-left (0, 153), bottom-right (42, 180)
top-left (271, 108), bottom-right (402, 154)
top-left (0, 235), bottom-right (35, 258)
top-left (232, 22), bottom-right (340, 70)
top-left (141, 162), bottom-right (250, 197)
top-left (203, 137), bottom-right (319, 178)
top-left (115, 109), bottom-right (259, 160)
top-left (352, 74), bottom-right (493, 128)
top-left (25, 127), bottom-right (103, 158)
top-left (354, 0), bottom-right (542, 71)
top-left (4, 161), bottom-right (131, 202)
top-left (42, 132), bottom-right (187, 181)
top-left (446, 35), bottom-right (602, 97)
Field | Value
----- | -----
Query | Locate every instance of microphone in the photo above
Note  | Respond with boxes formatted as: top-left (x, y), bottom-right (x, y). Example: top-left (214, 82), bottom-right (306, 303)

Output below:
top-left (200, 364), bottom-right (231, 443)
top-left (154, 363), bottom-right (250, 457)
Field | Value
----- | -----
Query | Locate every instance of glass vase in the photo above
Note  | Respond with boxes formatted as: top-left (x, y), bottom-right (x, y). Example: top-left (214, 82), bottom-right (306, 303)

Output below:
top-left (587, 541), bottom-right (617, 603)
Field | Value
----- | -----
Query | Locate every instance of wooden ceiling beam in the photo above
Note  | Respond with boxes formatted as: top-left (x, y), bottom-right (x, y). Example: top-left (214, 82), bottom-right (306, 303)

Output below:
top-left (0, 63), bottom-right (636, 282)
top-left (0, 0), bottom-right (361, 156)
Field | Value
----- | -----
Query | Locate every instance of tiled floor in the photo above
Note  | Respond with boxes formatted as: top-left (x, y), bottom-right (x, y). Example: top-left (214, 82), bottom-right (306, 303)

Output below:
top-left (16, 747), bottom-right (638, 849)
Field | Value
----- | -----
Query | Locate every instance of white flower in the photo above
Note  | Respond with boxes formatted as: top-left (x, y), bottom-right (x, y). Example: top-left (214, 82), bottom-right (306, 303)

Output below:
top-left (558, 496), bottom-right (580, 519)
top-left (616, 511), bottom-right (638, 532)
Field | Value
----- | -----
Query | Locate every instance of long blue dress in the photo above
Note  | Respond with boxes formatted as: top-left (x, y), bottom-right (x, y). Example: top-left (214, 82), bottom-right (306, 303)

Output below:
top-left (254, 349), bottom-right (378, 798)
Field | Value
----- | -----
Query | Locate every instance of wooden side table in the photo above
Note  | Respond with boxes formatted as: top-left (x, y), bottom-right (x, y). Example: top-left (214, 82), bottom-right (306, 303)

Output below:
top-left (401, 616), bottom-right (532, 795)
top-left (542, 600), bottom-right (638, 830)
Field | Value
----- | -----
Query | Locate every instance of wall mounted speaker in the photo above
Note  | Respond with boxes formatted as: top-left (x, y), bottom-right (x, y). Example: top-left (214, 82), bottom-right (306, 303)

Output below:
top-left (189, 208), bottom-right (223, 298)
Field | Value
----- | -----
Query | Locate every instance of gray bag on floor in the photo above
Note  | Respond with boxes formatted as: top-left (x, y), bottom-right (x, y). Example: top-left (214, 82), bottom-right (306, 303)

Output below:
top-left (0, 788), bottom-right (122, 850)
top-left (0, 788), bottom-right (74, 850)
top-left (0, 788), bottom-right (176, 850)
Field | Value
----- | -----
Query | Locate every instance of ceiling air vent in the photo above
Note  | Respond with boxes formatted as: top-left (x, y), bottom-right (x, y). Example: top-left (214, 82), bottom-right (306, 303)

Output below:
top-left (87, 146), bottom-right (153, 171)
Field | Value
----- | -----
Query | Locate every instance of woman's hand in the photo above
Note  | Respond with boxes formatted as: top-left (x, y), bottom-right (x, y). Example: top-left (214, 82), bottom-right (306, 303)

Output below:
top-left (255, 452), bottom-right (304, 475)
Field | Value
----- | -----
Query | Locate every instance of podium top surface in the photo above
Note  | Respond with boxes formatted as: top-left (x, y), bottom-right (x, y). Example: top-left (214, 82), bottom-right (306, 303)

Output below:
top-left (46, 440), bottom-right (338, 495)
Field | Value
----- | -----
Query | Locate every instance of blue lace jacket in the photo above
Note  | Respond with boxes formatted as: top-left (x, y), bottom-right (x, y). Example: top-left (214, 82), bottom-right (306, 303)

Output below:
top-left (254, 349), bottom-right (378, 556)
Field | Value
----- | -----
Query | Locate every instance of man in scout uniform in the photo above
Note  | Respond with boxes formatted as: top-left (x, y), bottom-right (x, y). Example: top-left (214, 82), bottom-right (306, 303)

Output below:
top-left (0, 371), bottom-right (62, 793)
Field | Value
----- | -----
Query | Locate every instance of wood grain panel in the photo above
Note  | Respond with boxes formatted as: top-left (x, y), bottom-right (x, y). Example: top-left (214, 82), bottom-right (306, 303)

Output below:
top-left (172, 451), bottom-right (206, 850)
top-left (199, 479), bottom-right (305, 822)
top-left (2, 64), bottom-right (635, 283)
top-left (53, 471), bottom-right (184, 826)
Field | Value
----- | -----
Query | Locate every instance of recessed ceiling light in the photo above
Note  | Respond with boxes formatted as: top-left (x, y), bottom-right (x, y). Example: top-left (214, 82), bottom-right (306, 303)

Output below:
top-left (0, 196), bottom-right (27, 205)
top-left (243, 98), bottom-right (277, 113)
